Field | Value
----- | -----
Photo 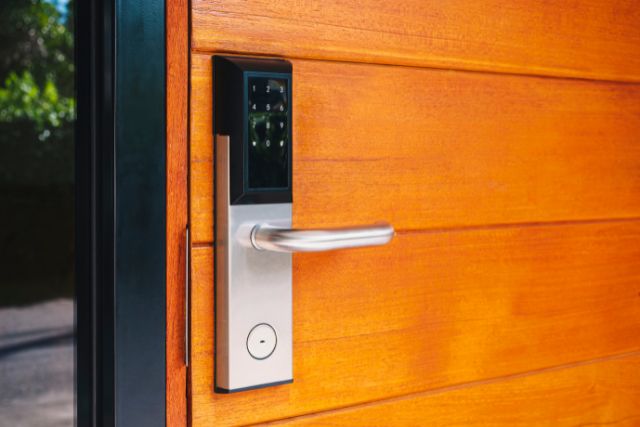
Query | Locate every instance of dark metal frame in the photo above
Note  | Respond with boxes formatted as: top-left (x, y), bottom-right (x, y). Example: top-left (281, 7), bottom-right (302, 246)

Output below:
top-left (75, 0), bottom-right (166, 425)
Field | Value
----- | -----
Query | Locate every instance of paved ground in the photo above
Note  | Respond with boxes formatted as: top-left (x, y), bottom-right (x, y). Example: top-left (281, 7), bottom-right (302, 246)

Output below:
top-left (0, 299), bottom-right (74, 427)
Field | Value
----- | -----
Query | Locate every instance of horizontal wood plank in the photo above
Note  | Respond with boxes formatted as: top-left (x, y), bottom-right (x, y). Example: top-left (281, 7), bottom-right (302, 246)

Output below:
top-left (192, 0), bottom-right (640, 82)
top-left (189, 220), bottom-right (640, 426)
top-left (191, 54), bottom-right (640, 243)
top-left (273, 354), bottom-right (640, 426)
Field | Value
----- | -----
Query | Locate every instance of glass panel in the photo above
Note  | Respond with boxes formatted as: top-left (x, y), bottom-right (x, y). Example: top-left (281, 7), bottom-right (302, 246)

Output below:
top-left (0, 0), bottom-right (75, 425)
top-left (247, 76), bottom-right (289, 190)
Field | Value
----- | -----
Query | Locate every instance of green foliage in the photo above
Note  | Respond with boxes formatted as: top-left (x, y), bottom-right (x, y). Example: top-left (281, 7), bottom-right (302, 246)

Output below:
top-left (0, 71), bottom-right (75, 141)
top-left (0, 0), bottom-right (75, 187)
top-left (0, 0), bottom-right (74, 96)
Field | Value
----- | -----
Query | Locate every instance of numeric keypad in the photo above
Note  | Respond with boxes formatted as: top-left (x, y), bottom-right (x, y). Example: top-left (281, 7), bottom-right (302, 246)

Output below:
top-left (247, 77), bottom-right (289, 189)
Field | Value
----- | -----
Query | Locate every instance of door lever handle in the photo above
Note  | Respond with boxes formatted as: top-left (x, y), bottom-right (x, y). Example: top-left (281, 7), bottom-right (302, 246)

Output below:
top-left (250, 222), bottom-right (395, 253)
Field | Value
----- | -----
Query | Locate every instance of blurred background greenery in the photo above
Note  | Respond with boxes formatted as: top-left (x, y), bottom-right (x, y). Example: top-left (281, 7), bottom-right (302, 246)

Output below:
top-left (0, 0), bottom-right (75, 306)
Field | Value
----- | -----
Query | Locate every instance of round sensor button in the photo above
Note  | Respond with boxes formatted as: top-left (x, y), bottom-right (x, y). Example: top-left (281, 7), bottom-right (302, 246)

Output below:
top-left (247, 323), bottom-right (277, 360)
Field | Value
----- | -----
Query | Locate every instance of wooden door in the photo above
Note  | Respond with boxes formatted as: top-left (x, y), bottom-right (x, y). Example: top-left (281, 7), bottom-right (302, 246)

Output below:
top-left (166, 1), bottom-right (640, 425)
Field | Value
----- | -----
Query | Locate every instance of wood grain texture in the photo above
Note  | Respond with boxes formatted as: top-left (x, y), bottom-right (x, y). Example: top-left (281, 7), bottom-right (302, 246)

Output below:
top-left (192, 0), bottom-right (640, 82)
top-left (189, 221), bottom-right (640, 426)
top-left (269, 353), bottom-right (640, 426)
top-left (190, 54), bottom-right (640, 243)
top-left (187, 4), bottom-right (640, 424)
top-left (166, 0), bottom-right (189, 424)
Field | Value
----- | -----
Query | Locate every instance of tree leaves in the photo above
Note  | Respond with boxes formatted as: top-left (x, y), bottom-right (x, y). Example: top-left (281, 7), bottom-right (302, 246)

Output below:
top-left (0, 0), bottom-right (74, 186)
top-left (0, 71), bottom-right (75, 141)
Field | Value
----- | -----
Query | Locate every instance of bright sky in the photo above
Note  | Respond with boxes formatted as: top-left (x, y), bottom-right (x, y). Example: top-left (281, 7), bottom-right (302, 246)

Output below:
top-left (46, 0), bottom-right (70, 16)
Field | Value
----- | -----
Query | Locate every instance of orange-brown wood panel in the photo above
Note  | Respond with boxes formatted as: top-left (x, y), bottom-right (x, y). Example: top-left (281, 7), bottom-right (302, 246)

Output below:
top-left (191, 0), bottom-right (640, 82)
top-left (190, 54), bottom-right (640, 243)
top-left (166, 0), bottom-right (189, 424)
top-left (270, 353), bottom-right (640, 426)
top-left (184, 3), bottom-right (640, 425)
top-left (189, 221), bottom-right (640, 426)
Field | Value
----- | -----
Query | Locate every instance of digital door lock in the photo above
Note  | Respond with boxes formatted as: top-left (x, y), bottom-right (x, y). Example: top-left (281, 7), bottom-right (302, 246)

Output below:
top-left (213, 56), bottom-right (394, 392)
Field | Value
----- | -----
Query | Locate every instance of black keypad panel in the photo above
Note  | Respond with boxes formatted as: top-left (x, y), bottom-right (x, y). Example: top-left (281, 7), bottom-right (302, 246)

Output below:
top-left (247, 77), bottom-right (289, 190)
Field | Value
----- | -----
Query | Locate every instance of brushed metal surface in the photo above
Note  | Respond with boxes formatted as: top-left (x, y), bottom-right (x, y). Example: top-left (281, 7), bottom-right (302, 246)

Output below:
top-left (215, 135), bottom-right (293, 392)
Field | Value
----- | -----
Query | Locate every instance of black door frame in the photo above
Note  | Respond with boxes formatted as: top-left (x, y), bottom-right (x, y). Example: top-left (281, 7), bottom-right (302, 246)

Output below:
top-left (75, 0), bottom-right (166, 425)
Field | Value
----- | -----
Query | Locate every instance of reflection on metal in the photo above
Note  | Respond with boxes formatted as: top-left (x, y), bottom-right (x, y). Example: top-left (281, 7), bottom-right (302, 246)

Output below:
top-left (251, 222), bottom-right (394, 253)
top-left (185, 226), bottom-right (190, 367)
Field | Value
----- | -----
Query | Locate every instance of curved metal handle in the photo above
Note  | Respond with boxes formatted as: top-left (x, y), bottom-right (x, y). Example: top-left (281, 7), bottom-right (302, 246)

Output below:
top-left (250, 222), bottom-right (395, 253)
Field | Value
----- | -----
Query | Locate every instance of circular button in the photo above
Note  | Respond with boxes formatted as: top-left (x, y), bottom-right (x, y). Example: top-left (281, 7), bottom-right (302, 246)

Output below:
top-left (247, 323), bottom-right (277, 360)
